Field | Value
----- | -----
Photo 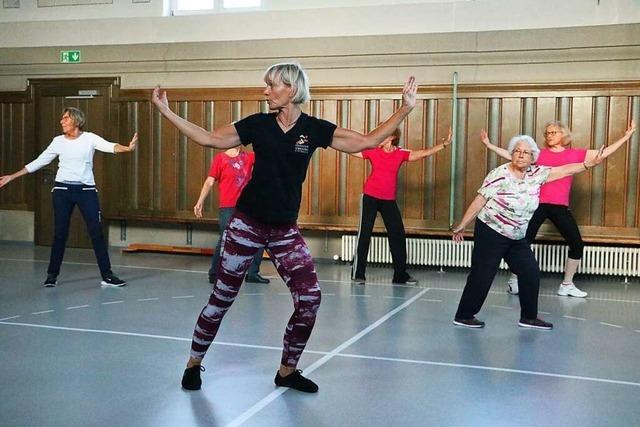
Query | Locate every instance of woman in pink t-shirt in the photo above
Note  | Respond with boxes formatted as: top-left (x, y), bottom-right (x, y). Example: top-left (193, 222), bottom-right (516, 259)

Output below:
top-left (351, 127), bottom-right (451, 285)
top-left (483, 120), bottom-right (636, 298)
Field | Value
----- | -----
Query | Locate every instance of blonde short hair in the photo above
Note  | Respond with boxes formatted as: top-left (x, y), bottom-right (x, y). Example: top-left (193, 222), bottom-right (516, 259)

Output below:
top-left (264, 62), bottom-right (310, 105)
top-left (544, 120), bottom-right (573, 147)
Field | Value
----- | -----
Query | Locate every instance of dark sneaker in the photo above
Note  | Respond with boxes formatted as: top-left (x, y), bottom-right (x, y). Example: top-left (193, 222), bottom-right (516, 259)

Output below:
top-left (393, 275), bottom-right (418, 285)
top-left (43, 275), bottom-right (57, 287)
top-left (208, 275), bottom-right (216, 284)
top-left (453, 317), bottom-right (485, 328)
top-left (518, 318), bottom-right (553, 330)
top-left (182, 365), bottom-right (205, 390)
top-left (101, 274), bottom-right (126, 287)
top-left (352, 277), bottom-right (366, 285)
top-left (246, 274), bottom-right (270, 284)
top-left (274, 369), bottom-right (318, 393)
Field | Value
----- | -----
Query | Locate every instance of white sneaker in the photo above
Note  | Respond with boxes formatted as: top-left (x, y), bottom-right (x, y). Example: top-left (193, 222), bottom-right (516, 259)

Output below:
top-left (557, 283), bottom-right (588, 298)
top-left (507, 276), bottom-right (519, 295)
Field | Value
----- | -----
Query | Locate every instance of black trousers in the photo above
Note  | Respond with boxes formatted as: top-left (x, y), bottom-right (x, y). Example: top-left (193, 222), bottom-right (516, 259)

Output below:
top-left (47, 182), bottom-right (111, 278)
top-left (455, 220), bottom-right (540, 320)
top-left (351, 194), bottom-right (409, 282)
top-left (525, 203), bottom-right (584, 260)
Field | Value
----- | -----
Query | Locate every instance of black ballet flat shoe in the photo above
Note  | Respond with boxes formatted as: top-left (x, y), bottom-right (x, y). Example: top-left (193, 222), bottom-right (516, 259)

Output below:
top-left (274, 369), bottom-right (318, 393)
top-left (182, 365), bottom-right (205, 390)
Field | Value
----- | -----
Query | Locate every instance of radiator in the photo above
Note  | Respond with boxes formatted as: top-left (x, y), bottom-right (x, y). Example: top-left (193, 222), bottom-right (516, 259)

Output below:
top-left (341, 235), bottom-right (640, 277)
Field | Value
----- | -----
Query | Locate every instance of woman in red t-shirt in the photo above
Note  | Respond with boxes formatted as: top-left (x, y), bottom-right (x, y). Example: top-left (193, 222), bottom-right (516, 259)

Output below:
top-left (351, 127), bottom-right (451, 285)
top-left (193, 147), bottom-right (269, 285)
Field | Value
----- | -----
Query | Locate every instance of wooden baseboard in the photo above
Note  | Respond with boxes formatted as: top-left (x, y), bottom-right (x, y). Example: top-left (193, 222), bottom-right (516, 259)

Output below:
top-left (122, 243), bottom-right (214, 256)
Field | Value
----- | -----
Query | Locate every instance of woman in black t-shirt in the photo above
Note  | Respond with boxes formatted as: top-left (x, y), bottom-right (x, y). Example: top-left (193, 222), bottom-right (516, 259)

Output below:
top-left (152, 62), bottom-right (417, 393)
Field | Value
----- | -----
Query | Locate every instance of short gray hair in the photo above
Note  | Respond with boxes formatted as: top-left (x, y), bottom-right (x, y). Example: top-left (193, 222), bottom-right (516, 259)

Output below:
top-left (507, 135), bottom-right (540, 162)
top-left (264, 62), bottom-right (310, 104)
top-left (63, 107), bottom-right (86, 130)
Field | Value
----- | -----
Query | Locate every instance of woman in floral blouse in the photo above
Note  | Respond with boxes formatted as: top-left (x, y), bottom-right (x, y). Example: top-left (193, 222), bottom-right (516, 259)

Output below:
top-left (450, 134), bottom-right (605, 330)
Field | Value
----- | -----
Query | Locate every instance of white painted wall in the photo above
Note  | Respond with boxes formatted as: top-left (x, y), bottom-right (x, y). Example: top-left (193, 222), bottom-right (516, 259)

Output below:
top-left (1, 0), bottom-right (639, 47)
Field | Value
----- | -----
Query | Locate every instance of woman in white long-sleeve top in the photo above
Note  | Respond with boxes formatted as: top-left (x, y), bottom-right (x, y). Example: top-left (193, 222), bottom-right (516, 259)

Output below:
top-left (0, 107), bottom-right (138, 287)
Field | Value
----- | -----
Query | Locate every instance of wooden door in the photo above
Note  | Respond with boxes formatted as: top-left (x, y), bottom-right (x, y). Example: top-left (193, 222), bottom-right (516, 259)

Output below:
top-left (32, 79), bottom-right (117, 248)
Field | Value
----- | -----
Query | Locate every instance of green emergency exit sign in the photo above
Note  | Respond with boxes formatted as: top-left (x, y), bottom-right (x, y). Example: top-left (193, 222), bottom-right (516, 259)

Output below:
top-left (60, 50), bottom-right (81, 64)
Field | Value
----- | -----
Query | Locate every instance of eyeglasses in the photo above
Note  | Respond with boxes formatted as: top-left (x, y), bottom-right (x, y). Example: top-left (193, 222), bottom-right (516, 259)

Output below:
top-left (513, 149), bottom-right (532, 156)
top-left (544, 130), bottom-right (561, 136)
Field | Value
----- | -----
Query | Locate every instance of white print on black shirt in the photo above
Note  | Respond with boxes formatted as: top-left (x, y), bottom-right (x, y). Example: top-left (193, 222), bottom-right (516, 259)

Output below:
top-left (294, 134), bottom-right (310, 155)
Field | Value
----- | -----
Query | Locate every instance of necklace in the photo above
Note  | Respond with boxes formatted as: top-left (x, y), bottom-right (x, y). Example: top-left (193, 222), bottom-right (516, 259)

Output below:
top-left (277, 113), bottom-right (300, 130)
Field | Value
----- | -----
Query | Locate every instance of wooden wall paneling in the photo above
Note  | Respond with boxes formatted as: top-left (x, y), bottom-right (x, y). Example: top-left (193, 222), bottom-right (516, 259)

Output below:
top-left (422, 99), bottom-right (436, 221)
top-left (185, 101), bottom-right (206, 217)
top-left (590, 96), bottom-right (609, 226)
top-left (204, 101), bottom-right (217, 215)
top-left (465, 98), bottom-right (490, 210)
top-left (338, 100), bottom-right (349, 217)
top-left (603, 96), bottom-right (631, 227)
top-left (177, 102), bottom-right (189, 213)
top-left (433, 98), bottom-right (452, 226)
top-left (486, 98), bottom-right (501, 171)
top-left (158, 101), bottom-right (179, 214)
top-left (306, 100), bottom-right (320, 218)
top-left (534, 97), bottom-right (556, 142)
top-left (521, 98), bottom-right (536, 136)
top-left (568, 96), bottom-right (594, 225)
top-left (0, 103), bottom-right (27, 207)
top-left (345, 100), bottom-right (366, 219)
top-left (557, 97), bottom-right (572, 125)
top-left (453, 98), bottom-right (468, 220)
top-left (629, 97), bottom-right (640, 228)
top-left (404, 98), bottom-right (424, 222)
top-left (318, 99), bottom-right (339, 218)
top-left (135, 101), bottom-right (154, 213)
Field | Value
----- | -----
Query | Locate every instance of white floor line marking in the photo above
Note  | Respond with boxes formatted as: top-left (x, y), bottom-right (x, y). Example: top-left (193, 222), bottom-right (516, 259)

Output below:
top-left (241, 293), bottom-right (265, 296)
top-left (4, 257), bottom-right (640, 304)
top-left (420, 299), bottom-right (443, 303)
top-left (0, 257), bottom-right (207, 275)
top-left (225, 288), bottom-right (431, 427)
top-left (171, 295), bottom-right (195, 299)
top-left (539, 311), bottom-right (551, 315)
top-left (490, 305), bottom-right (513, 310)
top-left (277, 293), bottom-right (290, 296)
top-left (137, 298), bottom-right (159, 302)
top-left (101, 301), bottom-right (124, 305)
top-left (0, 315), bottom-right (20, 321)
top-left (3, 319), bottom-right (639, 390)
top-left (600, 322), bottom-right (623, 329)
top-left (350, 294), bottom-right (371, 298)
top-left (563, 315), bottom-right (586, 321)
top-left (32, 310), bottom-right (54, 315)
top-left (0, 321), bottom-right (193, 341)
top-left (335, 353), bottom-right (640, 388)
top-left (384, 296), bottom-right (408, 300)
top-left (321, 293), bottom-right (336, 296)
top-left (66, 305), bottom-right (90, 310)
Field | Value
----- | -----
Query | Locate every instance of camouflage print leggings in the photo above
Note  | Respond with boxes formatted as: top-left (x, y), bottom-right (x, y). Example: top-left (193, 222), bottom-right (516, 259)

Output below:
top-left (190, 211), bottom-right (321, 368)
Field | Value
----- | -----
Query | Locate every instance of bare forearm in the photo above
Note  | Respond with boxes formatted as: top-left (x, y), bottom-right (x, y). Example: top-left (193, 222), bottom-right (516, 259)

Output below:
top-left (409, 143), bottom-right (448, 161)
top-left (453, 195), bottom-right (487, 232)
top-left (0, 167), bottom-right (28, 188)
top-left (367, 106), bottom-right (412, 146)
top-left (114, 144), bottom-right (133, 153)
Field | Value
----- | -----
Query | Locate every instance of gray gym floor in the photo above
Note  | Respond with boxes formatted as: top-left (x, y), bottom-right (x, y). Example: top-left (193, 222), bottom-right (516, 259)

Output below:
top-left (1, 241), bottom-right (640, 427)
